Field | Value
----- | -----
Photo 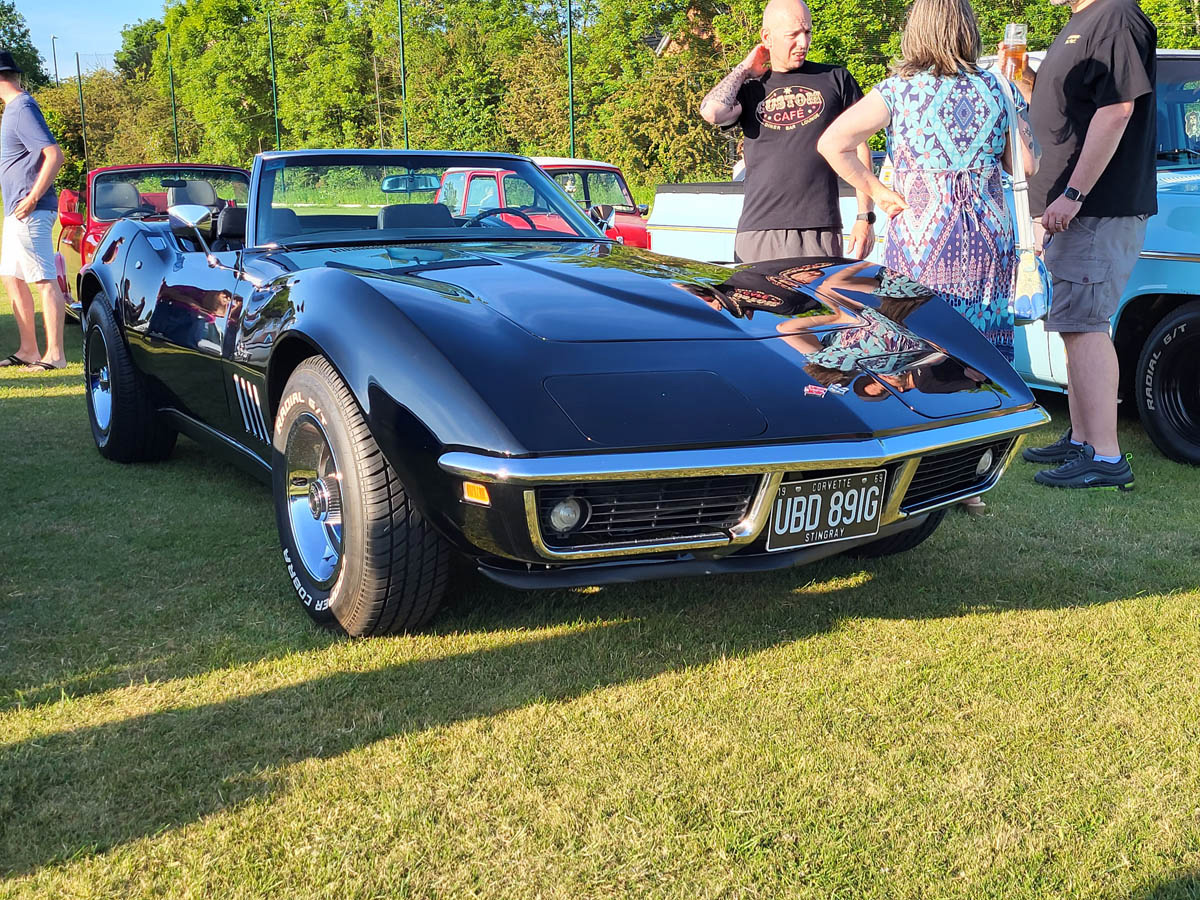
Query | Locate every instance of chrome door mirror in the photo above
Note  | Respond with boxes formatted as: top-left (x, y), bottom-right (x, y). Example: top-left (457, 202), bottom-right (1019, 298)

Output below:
top-left (168, 204), bottom-right (214, 260)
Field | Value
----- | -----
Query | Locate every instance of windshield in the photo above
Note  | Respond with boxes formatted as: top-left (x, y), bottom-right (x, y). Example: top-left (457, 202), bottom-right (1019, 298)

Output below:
top-left (1156, 57), bottom-right (1200, 168)
top-left (550, 168), bottom-right (637, 212)
top-left (254, 153), bottom-right (603, 246)
top-left (91, 168), bottom-right (249, 223)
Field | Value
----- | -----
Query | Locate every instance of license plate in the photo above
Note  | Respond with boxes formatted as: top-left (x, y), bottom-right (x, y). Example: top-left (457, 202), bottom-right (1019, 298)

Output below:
top-left (765, 469), bottom-right (888, 552)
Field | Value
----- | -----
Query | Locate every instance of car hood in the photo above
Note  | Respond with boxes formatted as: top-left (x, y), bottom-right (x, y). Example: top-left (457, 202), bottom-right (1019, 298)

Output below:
top-left (276, 242), bottom-right (1034, 451)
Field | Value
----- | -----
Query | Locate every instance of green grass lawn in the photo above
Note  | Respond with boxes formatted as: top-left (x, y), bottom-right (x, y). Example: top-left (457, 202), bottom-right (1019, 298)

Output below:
top-left (1, 264), bottom-right (1199, 898)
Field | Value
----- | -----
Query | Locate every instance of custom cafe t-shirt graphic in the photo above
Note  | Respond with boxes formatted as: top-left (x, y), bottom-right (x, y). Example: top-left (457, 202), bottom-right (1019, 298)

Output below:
top-left (757, 85), bottom-right (826, 131)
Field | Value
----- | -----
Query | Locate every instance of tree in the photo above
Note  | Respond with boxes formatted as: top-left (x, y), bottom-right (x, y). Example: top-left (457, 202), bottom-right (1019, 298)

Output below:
top-left (0, 0), bottom-right (49, 88)
top-left (115, 18), bottom-right (165, 81)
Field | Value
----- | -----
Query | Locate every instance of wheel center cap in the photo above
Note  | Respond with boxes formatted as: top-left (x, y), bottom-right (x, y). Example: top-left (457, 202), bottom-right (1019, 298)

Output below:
top-left (307, 477), bottom-right (342, 525)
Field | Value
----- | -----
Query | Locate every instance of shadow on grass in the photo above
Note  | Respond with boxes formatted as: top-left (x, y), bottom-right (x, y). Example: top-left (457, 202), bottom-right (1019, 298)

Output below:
top-left (2, 532), bottom-right (1196, 878)
top-left (1130, 871), bottom-right (1200, 899)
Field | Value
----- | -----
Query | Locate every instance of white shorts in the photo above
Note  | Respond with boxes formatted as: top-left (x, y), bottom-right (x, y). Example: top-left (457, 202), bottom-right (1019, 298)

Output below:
top-left (0, 209), bottom-right (56, 282)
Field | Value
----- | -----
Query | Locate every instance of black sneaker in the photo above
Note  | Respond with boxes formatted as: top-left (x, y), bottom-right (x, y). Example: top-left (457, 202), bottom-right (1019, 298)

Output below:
top-left (1034, 444), bottom-right (1134, 491)
top-left (1022, 428), bottom-right (1081, 464)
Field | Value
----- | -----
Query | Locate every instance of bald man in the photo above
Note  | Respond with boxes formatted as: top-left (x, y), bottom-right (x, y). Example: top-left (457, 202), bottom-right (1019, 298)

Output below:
top-left (701, 0), bottom-right (875, 264)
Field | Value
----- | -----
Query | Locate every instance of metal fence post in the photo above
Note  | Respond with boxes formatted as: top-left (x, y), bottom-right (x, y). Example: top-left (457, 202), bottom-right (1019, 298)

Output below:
top-left (267, 12), bottom-right (281, 151)
top-left (167, 32), bottom-right (180, 162)
top-left (75, 53), bottom-right (89, 174)
top-left (397, 0), bottom-right (410, 149)
top-left (373, 55), bottom-right (385, 148)
top-left (566, 0), bottom-right (575, 158)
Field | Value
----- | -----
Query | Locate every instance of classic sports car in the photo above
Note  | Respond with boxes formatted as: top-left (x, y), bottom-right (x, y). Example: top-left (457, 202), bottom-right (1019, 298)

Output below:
top-left (76, 149), bottom-right (1047, 636)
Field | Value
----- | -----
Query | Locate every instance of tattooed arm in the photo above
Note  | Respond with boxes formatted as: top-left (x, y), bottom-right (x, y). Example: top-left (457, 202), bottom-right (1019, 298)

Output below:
top-left (700, 44), bottom-right (770, 126)
top-left (1003, 90), bottom-right (1041, 177)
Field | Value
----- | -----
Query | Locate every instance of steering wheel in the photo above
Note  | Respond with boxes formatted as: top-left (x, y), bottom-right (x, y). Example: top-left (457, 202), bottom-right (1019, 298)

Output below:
top-left (129, 204), bottom-right (160, 216)
top-left (462, 206), bottom-right (538, 230)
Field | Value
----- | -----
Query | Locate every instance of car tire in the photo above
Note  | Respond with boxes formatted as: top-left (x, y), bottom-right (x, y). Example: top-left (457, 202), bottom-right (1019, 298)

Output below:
top-left (83, 298), bottom-right (177, 462)
top-left (1134, 301), bottom-right (1200, 465)
top-left (272, 357), bottom-right (451, 636)
top-left (846, 508), bottom-right (947, 559)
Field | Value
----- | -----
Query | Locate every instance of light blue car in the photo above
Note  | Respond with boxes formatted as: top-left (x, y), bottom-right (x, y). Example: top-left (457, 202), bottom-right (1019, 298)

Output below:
top-left (648, 49), bottom-right (1200, 465)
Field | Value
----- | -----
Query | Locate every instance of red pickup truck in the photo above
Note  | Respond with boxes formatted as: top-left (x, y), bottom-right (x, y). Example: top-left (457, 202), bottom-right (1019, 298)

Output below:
top-left (434, 157), bottom-right (649, 248)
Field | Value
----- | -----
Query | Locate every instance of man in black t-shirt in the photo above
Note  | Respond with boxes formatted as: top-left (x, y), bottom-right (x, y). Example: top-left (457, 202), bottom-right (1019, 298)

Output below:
top-left (699, 0), bottom-right (875, 264)
top-left (1019, 0), bottom-right (1156, 492)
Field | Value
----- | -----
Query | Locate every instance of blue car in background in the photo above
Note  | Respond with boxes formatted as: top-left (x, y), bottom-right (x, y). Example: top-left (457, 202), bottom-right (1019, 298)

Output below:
top-left (648, 49), bottom-right (1200, 465)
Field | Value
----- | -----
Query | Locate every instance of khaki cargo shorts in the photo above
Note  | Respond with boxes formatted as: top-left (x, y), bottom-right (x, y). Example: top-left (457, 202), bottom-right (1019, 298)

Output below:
top-left (1043, 215), bottom-right (1148, 334)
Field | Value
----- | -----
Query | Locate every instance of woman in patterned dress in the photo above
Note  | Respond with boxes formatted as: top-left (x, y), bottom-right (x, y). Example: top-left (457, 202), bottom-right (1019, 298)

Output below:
top-left (816, 0), bottom-right (1039, 364)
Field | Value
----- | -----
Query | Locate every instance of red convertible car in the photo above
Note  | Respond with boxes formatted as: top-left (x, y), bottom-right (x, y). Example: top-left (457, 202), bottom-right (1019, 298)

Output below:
top-left (57, 164), bottom-right (250, 306)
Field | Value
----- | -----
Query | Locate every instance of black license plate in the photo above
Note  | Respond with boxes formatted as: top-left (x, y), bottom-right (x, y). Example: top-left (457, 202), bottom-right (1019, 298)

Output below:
top-left (765, 469), bottom-right (888, 552)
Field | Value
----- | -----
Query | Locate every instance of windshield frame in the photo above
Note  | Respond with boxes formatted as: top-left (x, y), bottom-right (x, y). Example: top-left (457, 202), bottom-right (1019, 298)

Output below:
top-left (247, 151), bottom-right (608, 249)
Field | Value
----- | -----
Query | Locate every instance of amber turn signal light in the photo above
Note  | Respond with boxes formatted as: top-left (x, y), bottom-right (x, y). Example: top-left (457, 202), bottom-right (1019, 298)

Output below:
top-left (462, 481), bottom-right (491, 506)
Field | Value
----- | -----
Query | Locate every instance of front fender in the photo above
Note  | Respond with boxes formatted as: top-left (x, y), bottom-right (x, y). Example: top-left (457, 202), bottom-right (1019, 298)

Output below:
top-left (264, 266), bottom-right (525, 456)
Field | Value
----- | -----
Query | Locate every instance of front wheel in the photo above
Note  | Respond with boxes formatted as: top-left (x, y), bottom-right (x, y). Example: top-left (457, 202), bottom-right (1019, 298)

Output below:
top-left (1134, 301), bottom-right (1200, 465)
top-left (272, 357), bottom-right (452, 636)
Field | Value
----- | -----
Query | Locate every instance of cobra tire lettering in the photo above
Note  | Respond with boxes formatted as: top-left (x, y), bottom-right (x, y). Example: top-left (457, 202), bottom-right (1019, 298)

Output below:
top-left (282, 546), bottom-right (314, 607)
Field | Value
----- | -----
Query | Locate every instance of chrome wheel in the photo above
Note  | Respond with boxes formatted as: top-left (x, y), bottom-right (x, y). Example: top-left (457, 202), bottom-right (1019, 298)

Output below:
top-left (285, 413), bottom-right (344, 586)
top-left (86, 325), bottom-right (112, 434)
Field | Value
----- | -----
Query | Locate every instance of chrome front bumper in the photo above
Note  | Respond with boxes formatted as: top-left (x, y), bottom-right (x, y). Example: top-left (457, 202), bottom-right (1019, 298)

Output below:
top-left (439, 406), bottom-right (1049, 561)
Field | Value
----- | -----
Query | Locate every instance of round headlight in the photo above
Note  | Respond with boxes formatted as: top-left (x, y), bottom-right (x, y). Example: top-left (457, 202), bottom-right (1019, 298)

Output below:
top-left (975, 448), bottom-right (995, 477)
top-left (548, 497), bottom-right (586, 533)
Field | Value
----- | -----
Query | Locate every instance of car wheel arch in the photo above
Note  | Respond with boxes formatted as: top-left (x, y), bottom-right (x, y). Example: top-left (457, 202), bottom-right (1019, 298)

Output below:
top-left (1114, 292), bottom-right (1195, 402)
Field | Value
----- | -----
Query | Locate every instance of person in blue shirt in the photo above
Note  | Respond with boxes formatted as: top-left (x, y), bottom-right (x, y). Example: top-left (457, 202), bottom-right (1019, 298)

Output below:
top-left (0, 50), bottom-right (67, 371)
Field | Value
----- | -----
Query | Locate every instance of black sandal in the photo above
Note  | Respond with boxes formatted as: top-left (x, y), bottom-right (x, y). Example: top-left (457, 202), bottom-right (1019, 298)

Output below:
top-left (0, 353), bottom-right (35, 367)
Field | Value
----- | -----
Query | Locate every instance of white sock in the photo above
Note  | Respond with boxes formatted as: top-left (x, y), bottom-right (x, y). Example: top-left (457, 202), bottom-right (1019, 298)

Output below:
top-left (1095, 453), bottom-right (1123, 464)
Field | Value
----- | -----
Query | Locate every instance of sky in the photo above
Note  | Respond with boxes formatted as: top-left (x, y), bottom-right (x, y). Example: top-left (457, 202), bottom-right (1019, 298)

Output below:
top-left (19, 0), bottom-right (166, 79)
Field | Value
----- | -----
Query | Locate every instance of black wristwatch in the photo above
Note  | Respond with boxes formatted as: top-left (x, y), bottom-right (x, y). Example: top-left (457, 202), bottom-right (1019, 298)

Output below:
top-left (1064, 186), bottom-right (1086, 203)
top-left (856, 211), bottom-right (877, 225)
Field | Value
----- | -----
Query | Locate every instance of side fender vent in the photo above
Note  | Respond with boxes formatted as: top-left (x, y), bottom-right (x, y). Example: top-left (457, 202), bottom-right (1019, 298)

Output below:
top-left (233, 374), bottom-right (271, 443)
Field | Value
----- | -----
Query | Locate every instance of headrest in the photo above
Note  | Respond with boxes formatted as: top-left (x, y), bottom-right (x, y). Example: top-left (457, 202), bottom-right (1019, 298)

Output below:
top-left (167, 179), bottom-right (219, 208)
top-left (94, 181), bottom-right (140, 213)
top-left (378, 203), bottom-right (455, 230)
top-left (270, 208), bottom-right (302, 238)
top-left (216, 207), bottom-right (246, 240)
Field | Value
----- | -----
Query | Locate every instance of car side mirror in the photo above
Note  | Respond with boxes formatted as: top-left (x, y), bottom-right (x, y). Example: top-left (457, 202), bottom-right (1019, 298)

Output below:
top-left (59, 210), bottom-right (83, 228)
top-left (637, 204), bottom-right (649, 216)
top-left (168, 203), bottom-right (215, 262)
top-left (587, 203), bottom-right (616, 232)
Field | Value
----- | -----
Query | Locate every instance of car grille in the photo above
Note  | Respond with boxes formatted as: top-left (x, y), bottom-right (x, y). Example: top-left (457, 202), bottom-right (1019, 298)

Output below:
top-left (536, 475), bottom-right (761, 551)
top-left (900, 438), bottom-right (1014, 512)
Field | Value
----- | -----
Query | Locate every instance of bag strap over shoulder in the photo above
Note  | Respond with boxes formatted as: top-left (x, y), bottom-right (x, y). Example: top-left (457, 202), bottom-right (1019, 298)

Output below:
top-left (992, 72), bottom-right (1036, 253)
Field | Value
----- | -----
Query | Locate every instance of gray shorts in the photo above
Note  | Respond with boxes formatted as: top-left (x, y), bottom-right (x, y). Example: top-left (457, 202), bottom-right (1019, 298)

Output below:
top-left (0, 209), bottom-right (56, 283)
top-left (1044, 215), bottom-right (1147, 334)
top-left (734, 227), bottom-right (842, 264)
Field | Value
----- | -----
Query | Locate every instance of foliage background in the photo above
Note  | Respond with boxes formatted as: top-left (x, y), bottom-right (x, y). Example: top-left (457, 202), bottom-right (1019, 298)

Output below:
top-left (18, 0), bottom-right (1200, 201)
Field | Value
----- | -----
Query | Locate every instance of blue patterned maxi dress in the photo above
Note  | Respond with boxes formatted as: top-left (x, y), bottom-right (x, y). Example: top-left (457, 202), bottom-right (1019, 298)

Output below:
top-left (877, 69), bottom-right (1017, 360)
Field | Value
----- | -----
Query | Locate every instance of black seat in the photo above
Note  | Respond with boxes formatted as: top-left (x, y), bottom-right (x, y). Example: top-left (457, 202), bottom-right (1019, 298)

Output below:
top-left (378, 203), bottom-right (455, 230)
top-left (167, 179), bottom-right (219, 209)
top-left (211, 207), bottom-right (246, 252)
top-left (94, 181), bottom-right (141, 220)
